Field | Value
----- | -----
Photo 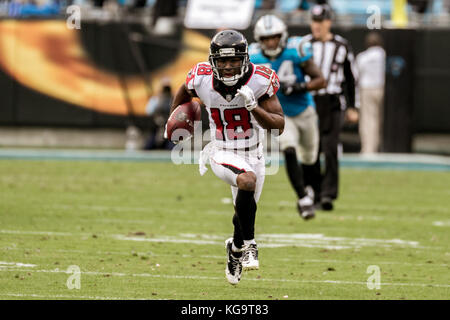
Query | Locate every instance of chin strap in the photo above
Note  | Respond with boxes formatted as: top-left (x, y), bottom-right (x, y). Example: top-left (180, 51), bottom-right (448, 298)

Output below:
top-left (222, 77), bottom-right (239, 86)
top-left (263, 47), bottom-right (282, 58)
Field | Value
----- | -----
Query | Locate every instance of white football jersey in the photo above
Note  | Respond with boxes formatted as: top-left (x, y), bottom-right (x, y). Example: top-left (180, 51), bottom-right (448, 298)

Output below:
top-left (185, 62), bottom-right (280, 150)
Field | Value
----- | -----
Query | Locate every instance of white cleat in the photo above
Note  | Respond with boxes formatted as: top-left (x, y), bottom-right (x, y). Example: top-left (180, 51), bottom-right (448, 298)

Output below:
top-left (298, 194), bottom-right (315, 220)
top-left (243, 243), bottom-right (259, 270)
top-left (224, 238), bottom-right (243, 285)
top-left (305, 185), bottom-right (315, 200)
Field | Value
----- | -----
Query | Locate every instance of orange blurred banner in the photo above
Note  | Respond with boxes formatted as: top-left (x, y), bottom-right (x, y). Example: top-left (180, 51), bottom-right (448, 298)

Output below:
top-left (0, 20), bottom-right (210, 116)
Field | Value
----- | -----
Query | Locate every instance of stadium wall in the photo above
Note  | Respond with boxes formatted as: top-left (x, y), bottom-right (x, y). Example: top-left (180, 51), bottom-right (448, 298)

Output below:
top-left (0, 19), bottom-right (449, 150)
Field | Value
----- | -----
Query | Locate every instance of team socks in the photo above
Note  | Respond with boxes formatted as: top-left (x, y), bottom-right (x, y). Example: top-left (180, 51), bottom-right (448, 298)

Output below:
top-left (233, 189), bottom-right (257, 251)
top-left (284, 147), bottom-right (307, 199)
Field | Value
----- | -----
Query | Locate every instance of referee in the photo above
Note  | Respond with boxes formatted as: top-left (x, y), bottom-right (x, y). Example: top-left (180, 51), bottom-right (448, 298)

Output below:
top-left (303, 4), bottom-right (358, 211)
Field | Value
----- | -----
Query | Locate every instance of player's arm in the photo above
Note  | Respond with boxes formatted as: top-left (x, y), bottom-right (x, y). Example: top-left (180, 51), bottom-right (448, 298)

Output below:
top-left (169, 63), bottom-right (203, 116)
top-left (281, 59), bottom-right (325, 95)
top-left (236, 87), bottom-right (285, 135)
top-left (301, 59), bottom-right (326, 91)
top-left (252, 94), bottom-right (285, 135)
top-left (169, 83), bottom-right (195, 116)
top-left (164, 83), bottom-right (197, 139)
top-left (281, 40), bottom-right (326, 95)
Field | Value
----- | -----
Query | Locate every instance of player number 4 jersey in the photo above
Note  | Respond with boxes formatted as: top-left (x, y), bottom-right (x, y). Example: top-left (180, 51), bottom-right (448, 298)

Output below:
top-left (249, 37), bottom-right (315, 117)
top-left (185, 62), bottom-right (280, 149)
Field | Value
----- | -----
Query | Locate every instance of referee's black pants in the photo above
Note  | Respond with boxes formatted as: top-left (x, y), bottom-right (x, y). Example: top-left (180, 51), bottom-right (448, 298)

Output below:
top-left (306, 94), bottom-right (342, 202)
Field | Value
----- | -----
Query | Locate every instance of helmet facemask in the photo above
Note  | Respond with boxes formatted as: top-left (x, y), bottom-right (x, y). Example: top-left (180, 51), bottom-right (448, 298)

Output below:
top-left (209, 30), bottom-right (250, 87)
top-left (209, 48), bottom-right (249, 86)
top-left (259, 34), bottom-right (286, 58)
top-left (254, 15), bottom-right (288, 58)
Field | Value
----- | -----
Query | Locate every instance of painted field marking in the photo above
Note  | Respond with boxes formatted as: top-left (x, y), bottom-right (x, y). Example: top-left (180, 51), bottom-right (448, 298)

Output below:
top-left (0, 293), bottom-right (150, 300)
top-left (0, 229), bottom-right (441, 251)
top-left (2, 246), bottom-right (448, 269)
top-left (113, 234), bottom-right (219, 246)
top-left (275, 201), bottom-right (450, 214)
top-left (0, 230), bottom-right (84, 236)
top-left (433, 221), bottom-right (450, 227)
top-left (0, 261), bottom-right (37, 268)
top-left (0, 267), bottom-right (449, 289)
top-left (125, 232), bottom-right (428, 250)
top-left (299, 259), bottom-right (449, 268)
top-left (8, 201), bottom-right (449, 223)
top-left (51, 204), bottom-right (188, 214)
top-left (271, 201), bottom-right (450, 221)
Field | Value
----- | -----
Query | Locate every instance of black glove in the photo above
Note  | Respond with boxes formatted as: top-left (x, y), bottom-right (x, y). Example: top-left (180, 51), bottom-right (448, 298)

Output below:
top-left (281, 82), bottom-right (308, 96)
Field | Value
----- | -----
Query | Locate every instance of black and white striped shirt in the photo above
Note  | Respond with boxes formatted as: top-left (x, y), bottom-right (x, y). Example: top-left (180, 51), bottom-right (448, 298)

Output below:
top-left (303, 33), bottom-right (357, 108)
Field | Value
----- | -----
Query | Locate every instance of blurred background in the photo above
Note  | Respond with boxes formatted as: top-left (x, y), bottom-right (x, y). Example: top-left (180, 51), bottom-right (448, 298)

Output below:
top-left (0, 0), bottom-right (449, 155)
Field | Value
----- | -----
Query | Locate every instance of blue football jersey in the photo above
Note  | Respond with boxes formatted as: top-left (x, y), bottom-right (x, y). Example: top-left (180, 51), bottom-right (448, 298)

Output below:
top-left (249, 36), bottom-right (315, 117)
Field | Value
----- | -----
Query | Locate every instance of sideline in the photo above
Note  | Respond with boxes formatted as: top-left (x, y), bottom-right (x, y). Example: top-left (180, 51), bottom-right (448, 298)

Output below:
top-left (0, 149), bottom-right (449, 171)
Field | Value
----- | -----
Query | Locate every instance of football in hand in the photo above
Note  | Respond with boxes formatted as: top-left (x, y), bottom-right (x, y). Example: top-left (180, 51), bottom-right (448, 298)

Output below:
top-left (166, 101), bottom-right (201, 143)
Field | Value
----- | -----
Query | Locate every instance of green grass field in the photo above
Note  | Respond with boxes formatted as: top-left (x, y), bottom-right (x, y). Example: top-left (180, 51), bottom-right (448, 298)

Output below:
top-left (0, 159), bottom-right (449, 300)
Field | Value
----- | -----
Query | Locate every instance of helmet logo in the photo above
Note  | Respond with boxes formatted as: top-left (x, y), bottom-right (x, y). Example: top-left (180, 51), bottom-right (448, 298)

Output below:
top-left (219, 48), bottom-right (236, 56)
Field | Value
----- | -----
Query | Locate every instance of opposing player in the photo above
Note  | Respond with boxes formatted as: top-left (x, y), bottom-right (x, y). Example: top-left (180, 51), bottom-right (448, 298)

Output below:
top-left (166, 30), bottom-right (284, 285)
top-left (250, 15), bottom-right (326, 220)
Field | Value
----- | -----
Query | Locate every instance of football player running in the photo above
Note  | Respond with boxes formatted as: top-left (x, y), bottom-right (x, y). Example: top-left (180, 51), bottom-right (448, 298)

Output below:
top-left (250, 15), bottom-right (326, 221)
top-left (166, 30), bottom-right (284, 285)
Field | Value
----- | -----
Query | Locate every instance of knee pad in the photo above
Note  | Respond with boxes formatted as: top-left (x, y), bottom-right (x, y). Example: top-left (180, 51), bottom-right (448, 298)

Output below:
top-left (300, 153), bottom-right (318, 165)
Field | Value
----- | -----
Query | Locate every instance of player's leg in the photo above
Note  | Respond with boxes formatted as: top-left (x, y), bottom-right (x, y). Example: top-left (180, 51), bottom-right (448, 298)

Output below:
top-left (279, 117), bottom-right (304, 197)
top-left (297, 107), bottom-right (319, 166)
top-left (280, 114), bottom-right (314, 219)
top-left (298, 106), bottom-right (320, 217)
top-left (210, 151), bottom-right (255, 284)
top-left (297, 106), bottom-right (320, 218)
top-left (302, 148), bottom-right (322, 206)
top-left (230, 172), bottom-right (258, 280)
top-left (284, 146), bottom-right (306, 199)
top-left (233, 153), bottom-right (265, 270)
top-left (231, 201), bottom-right (259, 271)
top-left (233, 171), bottom-right (257, 246)
top-left (210, 152), bottom-right (255, 243)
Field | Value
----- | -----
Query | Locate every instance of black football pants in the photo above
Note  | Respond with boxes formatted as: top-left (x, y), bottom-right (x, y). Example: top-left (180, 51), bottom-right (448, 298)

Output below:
top-left (306, 94), bottom-right (342, 202)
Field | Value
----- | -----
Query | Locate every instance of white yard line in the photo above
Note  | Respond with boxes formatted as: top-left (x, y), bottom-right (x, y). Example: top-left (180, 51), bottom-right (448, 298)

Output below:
top-left (2, 247), bottom-right (448, 268)
top-left (1, 229), bottom-right (442, 251)
top-left (52, 204), bottom-right (151, 212)
top-left (299, 259), bottom-right (449, 267)
top-left (51, 204), bottom-right (188, 215)
top-left (0, 267), bottom-right (448, 289)
top-left (114, 233), bottom-right (429, 250)
top-left (0, 261), bottom-right (37, 268)
top-left (48, 202), bottom-right (450, 220)
top-left (113, 235), bottom-right (221, 246)
top-left (0, 293), bottom-right (149, 300)
top-left (432, 221), bottom-right (450, 227)
top-left (0, 230), bottom-right (86, 236)
top-left (10, 199), bottom-right (450, 224)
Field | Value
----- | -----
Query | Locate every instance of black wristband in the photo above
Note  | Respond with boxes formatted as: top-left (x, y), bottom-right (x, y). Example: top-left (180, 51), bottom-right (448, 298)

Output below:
top-left (281, 82), bottom-right (308, 96)
top-left (292, 82), bottom-right (308, 94)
